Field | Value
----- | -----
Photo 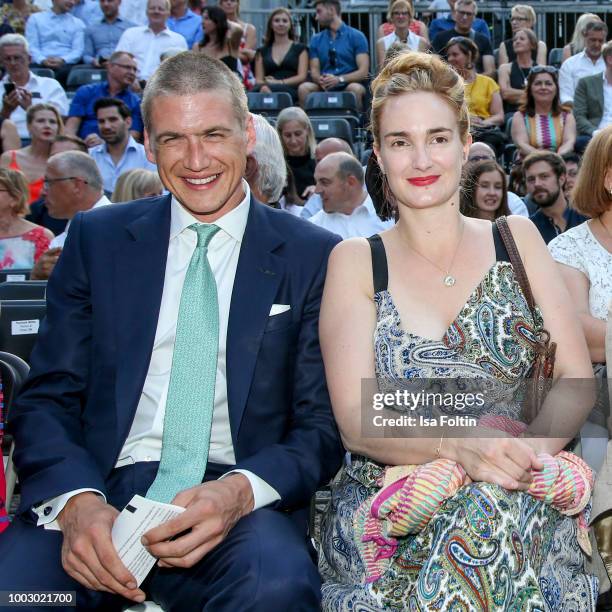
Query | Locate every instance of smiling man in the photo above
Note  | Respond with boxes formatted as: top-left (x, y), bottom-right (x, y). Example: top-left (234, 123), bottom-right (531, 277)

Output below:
top-left (0, 52), bottom-right (342, 611)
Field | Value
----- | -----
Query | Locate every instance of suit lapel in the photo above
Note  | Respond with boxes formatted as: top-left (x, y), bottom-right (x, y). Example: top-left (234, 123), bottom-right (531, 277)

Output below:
top-left (113, 195), bottom-right (171, 452)
top-left (226, 200), bottom-right (285, 443)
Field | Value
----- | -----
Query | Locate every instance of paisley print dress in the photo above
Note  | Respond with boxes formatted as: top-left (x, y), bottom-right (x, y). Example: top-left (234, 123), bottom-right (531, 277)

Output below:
top-left (319, 227), bottom-right (598, 611)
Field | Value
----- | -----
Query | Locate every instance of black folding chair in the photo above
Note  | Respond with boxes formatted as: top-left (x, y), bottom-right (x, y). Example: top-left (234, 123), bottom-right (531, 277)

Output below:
top-left (0, 300), bottom-right (46, 363)
top-left (0, 282), bottom-right (47, 301)
top-left (66, 67), bottom-right (106, 91)
top-left (310, 117), bottom-right (355, 153)
top-left (247, 92), bottom-right (293, 118)
top-left (0, 269), bottom-right (31, 283)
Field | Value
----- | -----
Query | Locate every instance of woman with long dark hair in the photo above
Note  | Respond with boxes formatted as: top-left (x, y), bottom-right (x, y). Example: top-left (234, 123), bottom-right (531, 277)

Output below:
top-left (511, 66), bottom-right (576, 158)
top-left (254, 8), bottom-right (308, 102)
top-left (193, 6), bottom-right (243, 80)
top-left (460, 159), bottom-right (510, 220)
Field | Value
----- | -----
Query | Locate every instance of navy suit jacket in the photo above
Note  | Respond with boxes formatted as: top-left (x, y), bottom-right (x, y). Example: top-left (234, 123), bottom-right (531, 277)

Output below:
top-left (10, 194), bottom-right (344, 518)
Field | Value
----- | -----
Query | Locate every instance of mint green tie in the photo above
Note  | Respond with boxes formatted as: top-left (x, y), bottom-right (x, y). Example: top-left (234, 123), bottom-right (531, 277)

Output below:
top-left (147, 223), bottom-right (221, 503)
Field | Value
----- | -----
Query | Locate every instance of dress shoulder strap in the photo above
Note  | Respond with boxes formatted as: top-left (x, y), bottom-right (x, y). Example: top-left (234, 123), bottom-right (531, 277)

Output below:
top-left (366, 234), bottom-right (388, 294)
top-left (492, 220), bottom-right (510, 262)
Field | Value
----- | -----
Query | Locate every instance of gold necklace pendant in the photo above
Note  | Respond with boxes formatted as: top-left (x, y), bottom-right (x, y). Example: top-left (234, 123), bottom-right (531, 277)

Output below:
top-left (443, 275), bottom-right (456, 287)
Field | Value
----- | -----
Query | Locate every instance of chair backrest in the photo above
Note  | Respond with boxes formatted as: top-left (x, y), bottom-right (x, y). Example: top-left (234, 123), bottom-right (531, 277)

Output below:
top-left (548, 48), bottom-right (564, 69)
top-left (304, 91), bottom-right (359, 116)
top-left (30, 67), bottom-right (55, 79)
top-left (310, 117), bottom-right (354, 149)
top-left (0, 269), bottom-right (31, 283)
top-left (66, 67), bottom-right (106, 91)
top-left (0, 281), bottom-right (47, 301)
top-left (247, 92), bottom-right (293, 115)
top-left (0, 300), bottom-right (46, 363)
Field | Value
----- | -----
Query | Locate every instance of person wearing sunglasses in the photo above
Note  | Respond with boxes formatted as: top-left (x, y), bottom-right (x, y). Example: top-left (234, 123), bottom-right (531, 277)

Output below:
top-left (298, 0), bottom-right (369, 110)
top-left (511, 66), bottom-right (576, 159)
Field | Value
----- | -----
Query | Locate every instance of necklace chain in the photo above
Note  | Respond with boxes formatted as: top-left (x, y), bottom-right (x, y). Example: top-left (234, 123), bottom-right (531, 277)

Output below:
top-left (404, 219), bottom-right (466, 287)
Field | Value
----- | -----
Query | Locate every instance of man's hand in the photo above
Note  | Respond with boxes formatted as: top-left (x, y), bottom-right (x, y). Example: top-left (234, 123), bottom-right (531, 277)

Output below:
top-left (15, 87), bottom-right (32, 110)
top-left (301, 185), bottom-right (316, 200)
top-left (142, 474), bottom-right (254, 569)
top-left (2, 90), bottom-right (20, 114)
top-left (57, 492), bottom-right (146, 602)
top-left (42, 57), bottom-right (64, 68)
top-left (84, 133), bottom-right (103, 147)
top-left (30, 247), bottom-right (62, 280)
top-left (319, 74), bottom-right (339, 91)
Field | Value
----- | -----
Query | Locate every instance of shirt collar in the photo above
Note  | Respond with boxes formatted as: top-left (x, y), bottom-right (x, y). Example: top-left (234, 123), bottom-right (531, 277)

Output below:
top-left (170, 179), bottom-right (251, 243)
top-left (145, 25), bottom-right (172, 35)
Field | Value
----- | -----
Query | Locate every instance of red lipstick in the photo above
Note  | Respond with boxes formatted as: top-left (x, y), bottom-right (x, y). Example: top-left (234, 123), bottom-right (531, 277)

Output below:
top-left (407, 176), bottom-right (439, 186)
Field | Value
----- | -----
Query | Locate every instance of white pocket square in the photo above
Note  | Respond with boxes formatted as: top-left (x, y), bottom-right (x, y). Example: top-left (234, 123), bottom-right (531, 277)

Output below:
top-left (269, 304), bottom-right (291, 316)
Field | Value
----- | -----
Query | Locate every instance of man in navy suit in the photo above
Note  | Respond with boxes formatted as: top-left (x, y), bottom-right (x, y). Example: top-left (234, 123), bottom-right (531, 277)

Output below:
top-left (0, 52), bottom-right (343, 611)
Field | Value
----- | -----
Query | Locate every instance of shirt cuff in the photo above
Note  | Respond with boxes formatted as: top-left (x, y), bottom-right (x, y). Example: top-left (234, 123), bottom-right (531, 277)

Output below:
top-left (220, 469), bottom-right (281, 510)
top-left (34, 488), bottom-right (106, 531)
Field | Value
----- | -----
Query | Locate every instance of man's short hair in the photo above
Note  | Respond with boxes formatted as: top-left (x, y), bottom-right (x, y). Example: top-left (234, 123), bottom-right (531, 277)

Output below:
top-left (148, 0), bottom-right (171, 11)
top-left (455, 0), bottom-right (477, 13)
top-left (0, 33), bottom-right (28, 53)
top-left (522, 150), bottom-right (566, 179)
top-left (142, 52), bottom-right (248, 134)
top-left (49, 151), bottom-right (104, 192)
top-left (94, 97), bottom-right (132, 120)
top-left (250, 114), bottom-right (287, 202)
top-left (109, 50), bottom-right (136, 64)
top-left (583, 21), bottom-right (608, 37)
top-left (332, 153), bottom-right (364, 184)
top-left (314, 0), bottom-right (341, 15)
top-left (560, 151), bottom-right (580, 167)
top-left (602, 40), bottom-right (612, 61)
top-left (53, 134), bottom-right (88, 153)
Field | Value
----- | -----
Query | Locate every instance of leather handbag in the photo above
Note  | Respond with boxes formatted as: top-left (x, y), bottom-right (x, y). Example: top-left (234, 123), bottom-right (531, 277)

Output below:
top-left (495, 216), bottom-right (557, 422)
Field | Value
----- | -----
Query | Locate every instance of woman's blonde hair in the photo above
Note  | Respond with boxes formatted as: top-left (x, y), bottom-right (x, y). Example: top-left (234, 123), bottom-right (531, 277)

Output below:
top-left (387, 0), bottom-right (413, 21)
top-left (276, 106), bottom-right (316, 157)
top-left (370, 51), bottom-right (469, 149)
top-left (572, 125), bottom-right (612, 217)
top-left (0, 167), bottom-right (29, 215)
top-left (111, 169), bottom-right (163, 202)
top-left (570, 14), bottom-right (602, 54)
top-left (510, 4), bottom-right (536, 26)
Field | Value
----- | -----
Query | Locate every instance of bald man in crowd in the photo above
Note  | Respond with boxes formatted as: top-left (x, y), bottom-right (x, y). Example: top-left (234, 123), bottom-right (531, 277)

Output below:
top-left (301, 137), bottom-right (353, 219)
top-left (308, 152), bottom-right (393, 238)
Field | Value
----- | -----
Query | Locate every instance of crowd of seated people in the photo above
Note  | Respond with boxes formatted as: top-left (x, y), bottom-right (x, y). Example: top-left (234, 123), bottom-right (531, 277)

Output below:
top-left (0, 2), bottom-right (610, 606)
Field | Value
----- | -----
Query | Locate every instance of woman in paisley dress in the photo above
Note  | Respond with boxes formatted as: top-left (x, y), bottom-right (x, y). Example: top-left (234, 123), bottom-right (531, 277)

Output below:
top-left (318, 51), bottom-right (597, 611)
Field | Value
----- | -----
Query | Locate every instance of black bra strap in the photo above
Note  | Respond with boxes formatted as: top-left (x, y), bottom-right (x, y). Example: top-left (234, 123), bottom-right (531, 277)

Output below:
top-left (492, 221), bottom-right (510, 262)
top-left (367, 234), bottom-right (388, 293)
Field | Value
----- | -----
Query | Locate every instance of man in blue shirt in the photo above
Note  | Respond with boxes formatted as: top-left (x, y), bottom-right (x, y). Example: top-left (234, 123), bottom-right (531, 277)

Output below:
top-left (25, 0), bottom-right (86, 85)
top-left (167, 0), bottom-right (202, 48)
top-left (523, 150), bottom-right (587, 244)
top-left (83, 0), bottom-right (135, 66)
top-left (429, 0), bottom-right (490, 41)
top-left (66, 51), bottom-right (143, 146)
top-left (297, 0), bottom-right (369, 110)
top-left (89, 97), bottom-right (156, 192)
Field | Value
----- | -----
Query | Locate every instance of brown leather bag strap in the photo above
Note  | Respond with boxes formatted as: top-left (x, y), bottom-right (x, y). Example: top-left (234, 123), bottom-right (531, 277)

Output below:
top-left (494, 216), bottom-right (536, 316)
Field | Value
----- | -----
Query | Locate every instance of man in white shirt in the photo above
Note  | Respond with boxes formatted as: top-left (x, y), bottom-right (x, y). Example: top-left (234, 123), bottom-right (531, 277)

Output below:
top-left (1, 52), bottom-right (341, 610)
top-left (309, 152), bottom-right (394, 238)
top-left (114, 0), bottom-right (187, 81)
top-left (0, 34), bottom-right (69, 139)
top-left (559, 20), bottom-right (607, 106)
top-left (30, 151), bottom-right (111, 279)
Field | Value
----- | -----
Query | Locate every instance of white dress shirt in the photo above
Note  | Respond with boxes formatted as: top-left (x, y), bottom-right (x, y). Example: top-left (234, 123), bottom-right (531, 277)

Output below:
top-left (559, 51), bottom-right (605, 104)
top-left (114, 25), bottom-right (188, 80)
top-left (49, 194), bottom-right (111, 249)
top-left (36, 183), bottom-right (280, 528)
top-left (507, 192), bottom-right (529, 217)
top-left (118, 0), bottom-right (148, 26)
top-left (1, 72), bottom-right (69, 139)
top-left (308, 193), bottom-right (394, 239)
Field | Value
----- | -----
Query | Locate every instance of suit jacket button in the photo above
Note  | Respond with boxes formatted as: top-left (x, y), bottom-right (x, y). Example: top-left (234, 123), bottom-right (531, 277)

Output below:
top-left (44, 506), bottom-right (52, 516)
